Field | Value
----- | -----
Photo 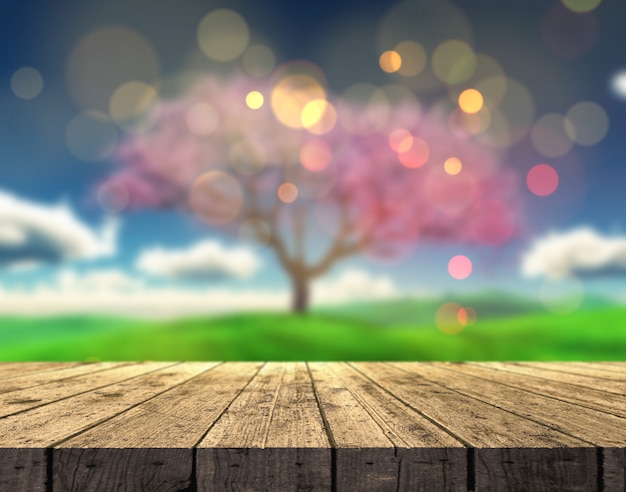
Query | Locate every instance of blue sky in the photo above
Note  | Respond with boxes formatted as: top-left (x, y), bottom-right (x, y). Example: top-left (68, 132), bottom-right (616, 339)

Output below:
top-left (1, 0), bottom-right (626, 317)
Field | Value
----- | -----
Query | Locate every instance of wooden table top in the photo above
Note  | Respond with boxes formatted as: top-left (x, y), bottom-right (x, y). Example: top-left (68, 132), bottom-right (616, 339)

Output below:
top-left (0, 361), bottom-right (624, 491)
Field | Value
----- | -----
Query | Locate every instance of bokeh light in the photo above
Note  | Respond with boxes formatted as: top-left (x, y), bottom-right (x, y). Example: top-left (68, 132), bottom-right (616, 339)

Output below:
top-left (561, 0), bottom-right (601, 14)
top-left (389, 128), bottom-right (414, 153)
top-left (278, 182), bottom-right (298, 203)
top-left (448, 255), bottom-right (472, 280)
top-left (242, 44), bottom-right (276, 77)
top-left (458, 88), bottom-right (483, 114)
top-left (300, 140), bottom-right (332, 172)
top-left (197, 9), bottom-right (250, 62)
top-left (444, 157), bottom-right (462, 175)
top-left (485, 79), bottom-right (535, 148)
top-left (397, 137), bottom-right (430, 168)
top-left (457, 306), bottom-right (477, 326)
top-left (245, 91), bottom-right (264, 110)
top-left (531, 114), bottom-right (573, 157)
top-left (97, 181), bottom-right (130, 214)
top-left (301, 99), bottom-right (337, 134)
top-left (377, 0), bottom-right (474, 82)
top-left (109, 81), bottom-right (159, 133)
top-left (527, 164), bottom-right (559, 197)
top-left (610, 70), bottom-right (626, 100)
top-left (435, 302), bottom-right (466, 334)
top-left (565, 101), bottom-right (609, 146)
top-left (432, 39), bottom-right (476, 85)
top-left (379, 50), bottom-right (402, 73)
top-left (189, 171), bottom-right (243, 225)
top-left (186, 103), bottom-right (220, 136)
top-left (10, 67), bottom-right (44, 100)
top-left (65, 111), bottom-right (118, 162)
top-left (449, 107), bottom-right (491, 136)
top-left (271, 74), bottom-right (326, 129)
top-left (394, 41), bottom-right (427, 77)
top-left (66, 27), bottom-right (159, 111)
top-left (474, 74), bottom-right (508, 109)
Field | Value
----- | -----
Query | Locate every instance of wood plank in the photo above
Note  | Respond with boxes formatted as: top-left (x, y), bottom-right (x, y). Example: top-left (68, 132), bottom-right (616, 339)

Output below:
top-left (55, 363), bottom-right (261, 492)
top-left (309, 361), bottom-right (397, 492)
top-left (310, 362), bottom-right (466, 491)
top-left (401, 363), bottom-right (626, 446)
top-left (198, 363), bottom-right (331, 492)
top-left (0, 363), bottom-right (215, 491)
top-left (471, 361), bottom-right (626, 395)
top-left (0, 362), bottom-right (212, 447)
top-left (0, 362), bottom-right (166, 417)
top-left (54, 449), bottom-right (190, 492)
top-left (558, 361), bottom-right (626, 375)
top-left (464, 362), bottom-right (626, 419)
top-left (474, 448), bottom-right (597, 492)
top-left (60, 362), bottom-right (260, 448)
top-left (352, 363), bottom-right (587, 447)
top-left (0, 449), bottom-right (46, 492)
top-left (0, 362), bottom-right (124, 395)
top-left (0, 362), bottom-right (81, 381)
top-left (591, 362), bottom-right (626, 368)
top-left (603, 448), bottom-right (625, 492)
top-left (352, 362), bottom-right (596, 492)
top-left (521, 362), bottom-right (626, 381)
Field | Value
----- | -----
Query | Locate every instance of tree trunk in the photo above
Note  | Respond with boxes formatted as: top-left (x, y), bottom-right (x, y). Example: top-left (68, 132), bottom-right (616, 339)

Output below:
top-left (291, 275), bottom-right (310, 314)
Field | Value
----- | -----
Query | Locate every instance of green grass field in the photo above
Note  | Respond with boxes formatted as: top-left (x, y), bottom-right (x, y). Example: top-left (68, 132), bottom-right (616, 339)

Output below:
top-left (0, 303), bottom-right (625, 361)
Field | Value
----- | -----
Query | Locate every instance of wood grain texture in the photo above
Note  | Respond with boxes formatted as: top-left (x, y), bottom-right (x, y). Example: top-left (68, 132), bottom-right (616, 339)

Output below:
top-left (474, 448), bottom-right (597, 492)
top-left (54, 448), bottom-right (190, 492)
top-left (466, 362), bottom-right (626, 419)
top-left (60, 362), bottom-right (253, 448)
top-left (0, 362), bottom-right (169, 417)
top-left (199, 363), bottom-right (331, 491)
top-left (310, 362), bottom-right (466, 492)
top-left (603, 448), bottom-right (625, 492)
top-left (0, 362), bottom-right (211, 447)
top-left (0, 449), bottom-right (46, 492)
top-left (0, 362), bottom-right (81, 381)
top-left (353, 362), bottom-right (596, 492)
top-left (471, 361), bottom-right (626, 395)
top-left (352, 363), bottom-right (586, 447)
top-left (521, 362), bottom-right (626, 381)
top-left (0, 362), bottom-right (622, 491)
top-left (0, 362), bottom-right (123, 395)
top-left (412, 363), bottom-right (626, 446)
top-left (55, 363), bottom-right (257, 492)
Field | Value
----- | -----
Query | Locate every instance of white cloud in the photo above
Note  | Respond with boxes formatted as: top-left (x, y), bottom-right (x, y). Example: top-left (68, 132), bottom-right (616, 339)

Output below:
top-left (312, 268), bottom-right (400, 305)
top-left (0, 268), bottom-right (287, 318)
top-left (136, 240), bottom-right (260, 280)
top-left (0, 190), bottom-right (117, 268)
top-left (521, 227), bottom-right (626, 279)
top-left (57, 268), bottom-right (145, 292)
top-left (0, 267), bottom-right (407, 318)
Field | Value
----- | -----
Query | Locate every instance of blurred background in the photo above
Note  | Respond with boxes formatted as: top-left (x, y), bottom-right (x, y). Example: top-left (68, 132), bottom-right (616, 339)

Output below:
top-left (0, 0), bottom-right (625, 360)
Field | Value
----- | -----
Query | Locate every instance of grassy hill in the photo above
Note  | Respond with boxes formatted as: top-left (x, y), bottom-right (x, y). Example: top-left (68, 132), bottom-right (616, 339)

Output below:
top-left (317, 291), bottom-right (546, 326)
top-left (0, 302), bottom-right (625, 361)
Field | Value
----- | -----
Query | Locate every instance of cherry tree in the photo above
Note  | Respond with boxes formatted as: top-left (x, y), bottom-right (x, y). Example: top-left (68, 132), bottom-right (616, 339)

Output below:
top-left (109, 72), bottom-right (519, 312)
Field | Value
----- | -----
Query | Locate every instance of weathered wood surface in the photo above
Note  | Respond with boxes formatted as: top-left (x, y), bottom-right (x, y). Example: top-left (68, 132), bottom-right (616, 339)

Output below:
top-left (0, 362), bottom-right (624, 491)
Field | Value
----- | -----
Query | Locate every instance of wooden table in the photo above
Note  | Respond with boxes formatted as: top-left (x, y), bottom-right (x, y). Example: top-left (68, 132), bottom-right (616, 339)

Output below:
top-left (0, 362), bottom-right (624, 491)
